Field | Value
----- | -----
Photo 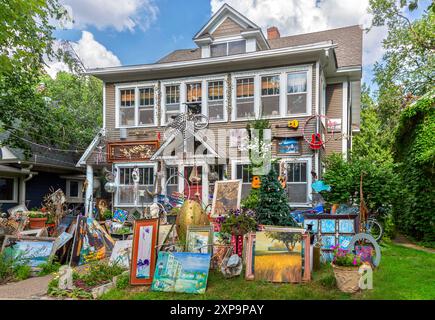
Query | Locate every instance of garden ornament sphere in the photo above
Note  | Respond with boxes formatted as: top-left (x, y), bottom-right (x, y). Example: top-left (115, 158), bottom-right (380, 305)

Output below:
top-left (175, 199), bottom-right (209, 241)
top-left (104, 181), bottom-right (116, 193)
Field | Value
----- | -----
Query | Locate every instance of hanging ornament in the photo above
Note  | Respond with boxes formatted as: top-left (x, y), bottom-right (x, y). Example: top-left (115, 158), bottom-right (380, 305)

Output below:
top-left (251, 176), bottom-right (261, 189)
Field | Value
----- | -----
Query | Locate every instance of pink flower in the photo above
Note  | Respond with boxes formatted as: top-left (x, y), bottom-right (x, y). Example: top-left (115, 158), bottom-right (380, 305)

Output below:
top-left (353, 257), bottom-right (357, 265)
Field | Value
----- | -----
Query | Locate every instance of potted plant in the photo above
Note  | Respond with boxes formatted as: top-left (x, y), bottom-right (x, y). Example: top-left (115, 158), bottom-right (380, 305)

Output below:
top-left (27, 209), bottom-right (48, 229)
top-left (331, 245), bottom-right (363, 293)
top-left (102, 209), bottom-right (113, 221)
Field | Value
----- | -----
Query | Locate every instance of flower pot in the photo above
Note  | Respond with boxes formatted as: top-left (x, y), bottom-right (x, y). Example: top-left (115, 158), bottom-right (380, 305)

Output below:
top-left (332, 263), bottom-right (360, 293)
top-left (29, 217), bottom-right (48, 229)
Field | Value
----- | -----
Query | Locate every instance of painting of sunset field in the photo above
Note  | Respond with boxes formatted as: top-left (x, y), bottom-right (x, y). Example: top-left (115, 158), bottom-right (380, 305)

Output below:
top-left (254, 230), bottom-right (303, 283)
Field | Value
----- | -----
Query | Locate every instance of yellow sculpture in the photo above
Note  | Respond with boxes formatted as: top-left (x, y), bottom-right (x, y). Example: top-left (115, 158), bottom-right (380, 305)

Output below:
top-left (175, 200), bottom-right (209, 242)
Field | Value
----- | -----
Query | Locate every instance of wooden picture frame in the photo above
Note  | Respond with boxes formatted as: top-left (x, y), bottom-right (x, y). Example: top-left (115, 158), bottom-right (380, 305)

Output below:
top-left (211, 180), bottom-right (242, 217)
top-left (130, 218), bottom-right (159, 285)
top-left (244, 232), bottom-right (256, 280)
top-left (107, 140), bottom-right (159, 163)
top-left (1, 235), bottom-right (57, 269)
top-left (186, 225), bottom-right (213, 254)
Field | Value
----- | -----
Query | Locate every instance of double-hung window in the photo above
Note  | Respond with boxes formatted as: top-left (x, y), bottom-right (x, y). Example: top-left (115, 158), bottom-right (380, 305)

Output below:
top-left (287, 72), bottom-right (308, 115)
top-left (210, 40), bottom-right (246, 57)
top-left (207, 80), bottom-right (224, 121)
top-left (117, 166), bottom-right (154, 206)
top-left (138, 87), bottom-right (154, 125)
top-left (165, 85), bottom-right (180, 123)
top-left (186, 82), bottom-right (202, 114)
top-left (166, 166), bottom-right (179, 196)
top-left (0, 177), bottom-right (17, 203)
top-left (286, 161), bottom-right (309, 204)
top-left (119, 89), bottom-right (135, 126)
top-left (235, 78), bottom-right (255, 119)
top-left (236, 164), bottom-right (252, 199)
top-left (261, 75), bottom-right (280, 116)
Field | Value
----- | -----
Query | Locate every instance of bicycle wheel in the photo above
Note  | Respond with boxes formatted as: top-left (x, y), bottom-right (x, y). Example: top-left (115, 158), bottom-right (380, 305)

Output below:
top-left (193, 114), bottom-right (209, 130)
top-left (366, 219), bottom-right (383, 242)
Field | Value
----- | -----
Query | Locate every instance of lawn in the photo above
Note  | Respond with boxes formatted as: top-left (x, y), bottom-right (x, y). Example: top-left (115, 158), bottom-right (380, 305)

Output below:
top-left (100, 243), bottom-right (435, 300)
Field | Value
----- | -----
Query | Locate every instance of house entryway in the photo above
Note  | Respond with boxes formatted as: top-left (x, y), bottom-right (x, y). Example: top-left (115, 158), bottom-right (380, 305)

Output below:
top-left (184, 165), bottom-right (202, 202)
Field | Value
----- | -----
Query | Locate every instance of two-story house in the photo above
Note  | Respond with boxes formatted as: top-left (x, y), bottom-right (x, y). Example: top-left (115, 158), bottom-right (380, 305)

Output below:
top-left (77, 4), bottom-right (362, 215)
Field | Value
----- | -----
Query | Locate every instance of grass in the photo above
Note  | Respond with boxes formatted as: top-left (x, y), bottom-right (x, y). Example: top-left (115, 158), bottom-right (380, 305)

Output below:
top-left (100, 243), bottom-right (435, 300)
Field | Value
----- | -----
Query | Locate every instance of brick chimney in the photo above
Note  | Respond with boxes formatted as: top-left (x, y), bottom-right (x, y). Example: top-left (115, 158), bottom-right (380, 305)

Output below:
top-left (267, 26), bottom-right (280, 40)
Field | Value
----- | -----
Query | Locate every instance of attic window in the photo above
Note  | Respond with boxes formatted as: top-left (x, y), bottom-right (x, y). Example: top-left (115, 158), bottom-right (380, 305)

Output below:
top-left (210, 40), bottom-right (246, 57)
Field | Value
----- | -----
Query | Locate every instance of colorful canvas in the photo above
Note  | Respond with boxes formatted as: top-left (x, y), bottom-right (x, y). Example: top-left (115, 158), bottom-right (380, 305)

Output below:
top-left (339, 220), bottom-right (354, 233)
top-left (2, 236), bottom-right (55, 268)
top-left (136, 224), bottom-right (154, 278)
top-left (113, 209), bottom-right (128, 223)
top-left (254, 228), bottom-right (303, 283)
top-left (321, 235), bottom-right (336, 249)
top-left (186, 226), bottom-right (212, 254)
top-left (278, 138), bottom-right (299, 154)
top-left (109, 240), bottom-right (132, 268)
top-left (53, 232), bottom-right (73, 251)
top-left (321, 219), bottom-right (335, 233)
top-left (211, 180), bottom-right (242, 217)
top-left (151, 252), bottom-right (211, 294)
top-left (338, 235), bottom-right (353, 249)
top-left (71, 216), bottom-right (115, 266)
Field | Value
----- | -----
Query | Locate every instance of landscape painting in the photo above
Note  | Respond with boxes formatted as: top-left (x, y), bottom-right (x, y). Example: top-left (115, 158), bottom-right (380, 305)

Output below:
top-left (254, 228), bottom-right (304, 283)
top-left (2, 236), bottom-right (56, 268)
top-left (186, 226), bottom-right (213, 254)
top-left (151, 252), bottom-right (211, 294)
top-left (211, 180), bottom-right (242, 217)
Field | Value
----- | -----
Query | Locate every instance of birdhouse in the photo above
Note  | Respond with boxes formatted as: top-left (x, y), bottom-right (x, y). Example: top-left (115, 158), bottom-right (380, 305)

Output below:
top-left (252, 176), bottom-right (261, 189)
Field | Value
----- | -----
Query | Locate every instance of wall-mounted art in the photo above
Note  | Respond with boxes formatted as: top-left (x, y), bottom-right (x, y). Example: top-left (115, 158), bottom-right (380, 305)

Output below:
top-left (151, 251), bottom-right (211, 294)
top-left (211, 180), bottom-right (242, 217)
top-left (277, 137), bottom-right (301, 155)
top-left (107, 141), bottom-right (159, 163)
top-left (130, 218), bottom-right (158, 285)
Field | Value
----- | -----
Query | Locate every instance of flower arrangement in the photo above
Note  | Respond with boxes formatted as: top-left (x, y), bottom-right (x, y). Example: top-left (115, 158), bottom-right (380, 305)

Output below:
top-left (27, 209), bottom-right (48, 218)
top-left (218, 209), bottom-right (257, 236)
top-left (331, 245), bottom-right (362, 267)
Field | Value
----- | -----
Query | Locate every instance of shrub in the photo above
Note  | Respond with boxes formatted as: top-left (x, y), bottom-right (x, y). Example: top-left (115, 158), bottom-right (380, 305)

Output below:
top-left (0, 250), bottom-right (16, 284)
top-left (14, 265), bottom-right (32, 280)
top-left (38, 260), bottom-right (61, 276)
top-left (115, 273), bottom-right (130, 290)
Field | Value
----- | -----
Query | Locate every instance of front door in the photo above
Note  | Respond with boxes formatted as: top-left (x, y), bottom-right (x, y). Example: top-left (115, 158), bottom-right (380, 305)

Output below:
top-left (184, 166), bottom-right (202, 202)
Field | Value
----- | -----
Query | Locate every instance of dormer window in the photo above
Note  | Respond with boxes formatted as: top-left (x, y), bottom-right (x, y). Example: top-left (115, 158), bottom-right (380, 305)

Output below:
top-left (210, 40), bottom-right (246, 57)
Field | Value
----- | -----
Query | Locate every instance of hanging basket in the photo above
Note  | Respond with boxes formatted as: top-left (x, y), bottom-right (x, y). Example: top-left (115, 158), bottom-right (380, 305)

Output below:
top-left (331, 263), bottom-right (360, 293)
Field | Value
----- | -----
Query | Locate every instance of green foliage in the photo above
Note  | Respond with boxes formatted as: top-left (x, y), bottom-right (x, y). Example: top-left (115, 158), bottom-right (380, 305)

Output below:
top-left (219, 209), bottom-right (257, 236)
top-left (0, 250), bottom-right (18, 284)
top-left (240, 188), bottom-right (259, 210)
top-left (27, 211), bottom-right (47, 218)
top-left (332, 246), bottom-right (362, 267)
top-left (102, 209), bottom-right (113, 220)
top-left (256, 167), bottom-right (296, 226)
top-left (77, 261), bottom-right (125, 287)
top-left (38, 260), bottom-right (61, 276)
top-left (115, 273), bottom-right (130, 290)
top-left (14, 265), bottom-right (32, 280)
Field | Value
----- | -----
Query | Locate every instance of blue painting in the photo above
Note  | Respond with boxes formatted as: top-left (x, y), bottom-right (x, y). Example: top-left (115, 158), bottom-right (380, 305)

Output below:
top-left (321, 219), bottom-right (335, 233)
top-left (278, 138), bottom-right (299, 154)
top-left (304, 219), bottom-right (318, 233)
top-left (113, 209), bottom-right (127, 223)
top-left (151, 252), bottom-right (211, 294)
top-left (6, 239), bottom-right (54, 267)
top-left (321, 235), bottom-right (336, 249)
top-left (338, 235), bottom-right (353, 249)
top-left (339, 220), bottom-right (354, 233)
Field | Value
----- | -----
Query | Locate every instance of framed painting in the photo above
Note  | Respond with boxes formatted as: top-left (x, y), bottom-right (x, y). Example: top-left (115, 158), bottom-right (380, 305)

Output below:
top-left (186, 226), bottom-right (213, 254)
top-left (254, 226), bottom-right (310, 283)
top-left (244, 232), bottom-right (256, 280)
top-left (151, 251), bottom-right (211, 294)
top-left (277, 137), bottom-right (301, 155)
top-left (211, 180), bottom-right (242, 217)
top-left (130, 218), bottom-right (158, 285)
top-left (1, 236), bottom-right (56, 268)
top-left (109, 240), bottom-right (132, 268)
top-left (321, 219), bottom-right (336, 233)
top-left (70, 216), bottom-right (115, 266)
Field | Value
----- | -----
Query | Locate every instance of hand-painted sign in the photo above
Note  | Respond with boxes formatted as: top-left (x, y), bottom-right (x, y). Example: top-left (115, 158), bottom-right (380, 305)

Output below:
top-left (107, 141), bottom-right (159, 162)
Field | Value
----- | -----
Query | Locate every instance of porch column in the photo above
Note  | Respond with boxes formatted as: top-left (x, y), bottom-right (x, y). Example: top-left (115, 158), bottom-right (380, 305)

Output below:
top-left (19, 177), bottom-right (26, 205)
top-left (85, 164), bottom-right (94, 217)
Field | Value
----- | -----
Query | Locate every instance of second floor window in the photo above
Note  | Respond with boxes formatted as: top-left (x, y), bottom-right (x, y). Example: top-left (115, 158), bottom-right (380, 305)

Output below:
top-left (210, 40), bottom-right (246, 57)
top-left (139, 88), bottom-right (154, 125)
top-left (186, 82), bottom-right (202, 114)
top-left (120, 89), bottom-right (135, 126)
top-left (261, 75), bottom-right (280, 116)
top-left (207, 80), bottom-right (224, 121)
top-left (165, 85), bottom-right (180, 122)
top-left (236, 77), bottom-right (255, 119)
top-left (287, 72), bottom-right (308, 115)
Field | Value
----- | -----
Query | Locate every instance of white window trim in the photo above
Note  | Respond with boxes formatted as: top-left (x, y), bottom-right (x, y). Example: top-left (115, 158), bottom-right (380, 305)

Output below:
top-left (210, 38), bottom-right (247, 57)
top-left (115, 81), bottom-right (158, 129)
top-left (161, 74), bottom-right (227, 126)
top-left (280, 157), bottom-right (312, 207)
top-left (260, 73), bottom-right (281, 119)
top-left (231, 65), bottom-right (312, 121)
top-left (114, 162), bottom-right (158, 207)
top-left (0, 176), bottom-right (18, 203)
top-left (66, 179), bottom-right (84, 203)
top-left (230, 158), bottom-right (250, 181)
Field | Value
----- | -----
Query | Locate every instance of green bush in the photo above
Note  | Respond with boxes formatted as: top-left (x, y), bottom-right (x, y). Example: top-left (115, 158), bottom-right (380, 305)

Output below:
top-left (0, 250), bottom-right (16, 284)
top-left (78, 261), bottom-right (125, 287)
top-left (14, 265), bottom-right (32, 280)
top-left (38, 260), bottom-right (61, 276)
top-left (115, 273), bottom-right (130, 290)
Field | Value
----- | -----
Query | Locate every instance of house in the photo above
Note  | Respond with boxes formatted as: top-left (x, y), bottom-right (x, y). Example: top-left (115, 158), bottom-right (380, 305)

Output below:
top-left (78, 4), bottom-right (362, 214)
top-left (0, 132), bottom-right (85, 212)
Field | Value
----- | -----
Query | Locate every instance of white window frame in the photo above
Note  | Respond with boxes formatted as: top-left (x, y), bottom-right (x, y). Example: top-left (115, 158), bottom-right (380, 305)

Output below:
top-left (206, 79), bottom-right (227, 122)
top-left (230, 158), bottom-right (251, 195)
top-left (161, 74), bottom-right (227, 126)
top-left (286, 70), bottom-right (311, 116)
top-left (280, 157), bottom-right (312, 207)
top-left (66, 179), bottom-right (84, 203)
top-left (115, 81), bottom-right (158, 128)
top-left (0, 176), bottom-right (18, 203)
top-left (210, 39), bottom-right (247, 57)
top-left (231, 65), bottom-right (312, 121)
top-left (260, 73), bottom-right (281, 118)
top-left (114, 163), bottom-right (157, 207)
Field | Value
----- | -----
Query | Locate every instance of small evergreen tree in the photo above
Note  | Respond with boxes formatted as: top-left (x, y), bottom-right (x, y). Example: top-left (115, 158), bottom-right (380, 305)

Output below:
top-left (256, 167), bottom-right (297, 226)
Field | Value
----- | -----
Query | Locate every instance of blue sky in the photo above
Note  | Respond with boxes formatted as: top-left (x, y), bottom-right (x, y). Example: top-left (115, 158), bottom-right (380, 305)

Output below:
top-left (50, 0), bottom-right (429, 89)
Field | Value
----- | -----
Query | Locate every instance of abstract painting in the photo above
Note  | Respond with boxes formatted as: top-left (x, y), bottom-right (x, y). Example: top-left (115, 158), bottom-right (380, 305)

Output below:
top-left (277, 138), bottom-right (300, 155)
top-left (211, 180), bottom-right (242, 217)
top-left (321, 219), bottom-right (336, 233)
top-left (338, 235), bottom-right (353, 249)
top-left (130, 218), bottom-right (158, 285)
top-left (186, 226), bottom-right (213, 254)
top-left (151, 252), bottom-right (211, 294)
top-left (1, 236), bottom-right (56, 268)
top-left (254, 227), bottom-right (305, 283)
top-left (109, 240), bottom-right (132, 268)
top-left (339, 219), bottom-right (355, 233)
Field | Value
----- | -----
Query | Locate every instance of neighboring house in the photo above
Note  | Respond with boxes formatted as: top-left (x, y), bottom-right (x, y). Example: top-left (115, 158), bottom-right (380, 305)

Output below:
top-left (78, 4), bottom-right (362, 213)
top-left (0, 132), bottom-right (85, 212)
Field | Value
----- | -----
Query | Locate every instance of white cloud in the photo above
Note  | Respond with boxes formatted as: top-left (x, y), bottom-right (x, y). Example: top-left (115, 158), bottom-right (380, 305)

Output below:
top-left (61, 0), bottom-right (159, 32)
top-left (211, 0), bottom-right (388, 79)
top-left (45, 31), bottom-right (121, 78)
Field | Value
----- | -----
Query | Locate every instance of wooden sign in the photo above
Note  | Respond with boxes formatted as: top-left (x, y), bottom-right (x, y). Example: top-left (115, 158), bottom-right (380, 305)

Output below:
top-left (107, 141), bottom-right (159, 162)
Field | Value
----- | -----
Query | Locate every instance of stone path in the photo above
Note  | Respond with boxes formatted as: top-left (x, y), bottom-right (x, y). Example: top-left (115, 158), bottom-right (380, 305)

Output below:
top-left (0, 274), bottom-right (53, 300)
top-left (393, 234), bottom-right (435, 254)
